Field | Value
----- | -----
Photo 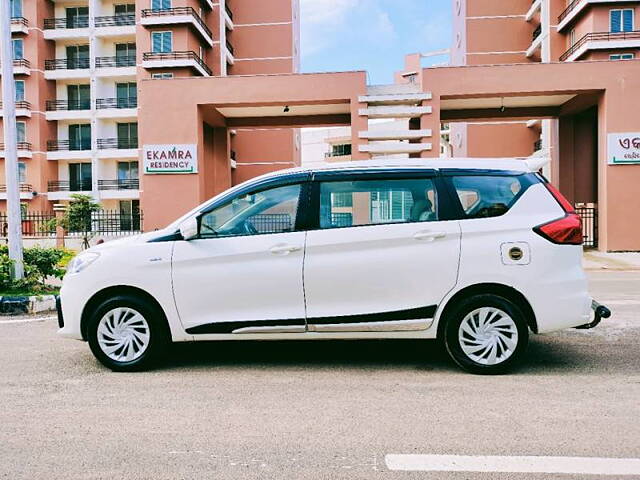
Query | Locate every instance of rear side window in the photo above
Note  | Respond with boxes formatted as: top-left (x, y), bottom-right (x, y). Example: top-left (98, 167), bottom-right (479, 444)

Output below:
top-left (450, 175), bottom-right (529, 219)
top-left (319, 178), bottom-right (437, 229)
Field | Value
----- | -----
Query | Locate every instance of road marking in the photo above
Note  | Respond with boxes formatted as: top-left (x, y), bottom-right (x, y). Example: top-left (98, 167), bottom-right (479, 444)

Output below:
top-left (385, 454), bottom-right (640, 475)
top-left (0, 316), bottom-right (56, 325)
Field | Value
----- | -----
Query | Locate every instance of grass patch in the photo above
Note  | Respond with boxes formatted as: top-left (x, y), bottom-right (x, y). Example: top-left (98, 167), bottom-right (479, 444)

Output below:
top-left (0, 286), bottom-right (60, 297)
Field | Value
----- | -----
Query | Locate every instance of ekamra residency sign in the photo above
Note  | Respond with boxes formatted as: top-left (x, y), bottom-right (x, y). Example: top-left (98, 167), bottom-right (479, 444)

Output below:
top-left (608, 133), bottom-right (640, 165)
top-left (143, 144), bottom-right (198, 174)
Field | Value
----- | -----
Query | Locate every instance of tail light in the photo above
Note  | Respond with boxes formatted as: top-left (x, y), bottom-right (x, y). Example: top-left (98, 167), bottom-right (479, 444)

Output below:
top-left (534, 181), bottom-right (583, 245)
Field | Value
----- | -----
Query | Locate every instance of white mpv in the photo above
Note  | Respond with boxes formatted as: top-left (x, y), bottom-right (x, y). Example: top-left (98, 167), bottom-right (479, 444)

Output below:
top-left (57, 159), bottom-right (610, 374)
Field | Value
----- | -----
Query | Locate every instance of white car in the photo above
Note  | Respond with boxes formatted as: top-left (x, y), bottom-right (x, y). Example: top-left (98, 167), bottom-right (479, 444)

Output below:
top-left (57, 159), bottom-right (610, 374)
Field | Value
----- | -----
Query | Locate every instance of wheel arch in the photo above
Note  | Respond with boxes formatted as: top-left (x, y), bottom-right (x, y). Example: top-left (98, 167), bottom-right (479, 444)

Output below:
top-left (80, 285), bottom-right (170, 341)
top-left (436, 283), bottom-right (538, 339)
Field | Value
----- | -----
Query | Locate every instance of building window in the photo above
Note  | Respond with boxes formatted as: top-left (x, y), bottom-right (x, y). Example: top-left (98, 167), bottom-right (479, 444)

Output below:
top-left (12, 39), bottom-right (23, 60)
top-left (610, 53), bottom-right (635, 60)
top-left (69, 163), bottom-right (92, 191)
top-left (330, 143), bottom-right (352, 157)
top-left (114, 4), bottom-right (135, 14)
top-left (65, 6), bottom-right (89, 29)
top-left (117, 122), bottom-right (138, 149)
top-left (69, 124), bottom-right (91, 150)
top-left (10, 0), bottom-right (22, 17)
top-left (14, 80), bottom-right (25, 102)
top-left (151, 31), bottom-right (173, 53)
top-left (151, 72), bottom-right (174, 79)
top-left (116, 82), bottom-right (137, 108)
top-left (610, 9), bottom-right (633, 33)
top-left (151, 0), bottom-right (171, 10)
top-left (569, 29), bottom-right (576, 46)
top-left (118, 161), bottom-right (139, 181)
top-left (16, 121), bottom-right (26, 143)
top-left (18, 162), bottom-right (26, 184)
top-left (67, 84), bottom-right (90, 110)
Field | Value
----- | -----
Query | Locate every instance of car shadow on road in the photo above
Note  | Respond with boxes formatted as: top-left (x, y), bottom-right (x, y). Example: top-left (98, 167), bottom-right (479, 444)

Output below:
top-left (158, 335), bottom-right (605, 375)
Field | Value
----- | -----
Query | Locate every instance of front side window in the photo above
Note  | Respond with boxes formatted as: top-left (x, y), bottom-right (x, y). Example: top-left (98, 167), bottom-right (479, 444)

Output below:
top-left (319, 178), bottom-right (437, 229)
top-left (610, 9), bottom-right (633, 32)
top-left (151, 31), bottom-right (173, 53)
top-left (199, 184), bottom-right (302, 238)
top-left (450, 175), bottom-right (526, 219)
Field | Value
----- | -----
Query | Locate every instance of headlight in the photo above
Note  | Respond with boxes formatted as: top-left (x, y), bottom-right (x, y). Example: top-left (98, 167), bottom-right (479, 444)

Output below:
top-left (66, 252), bottom-right (100, 275)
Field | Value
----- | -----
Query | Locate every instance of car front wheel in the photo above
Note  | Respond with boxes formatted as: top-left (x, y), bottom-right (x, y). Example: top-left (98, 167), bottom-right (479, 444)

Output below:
top-left (443, 294), bottom-right (529, 374)
top-left (87, 295), bottom-right (169, 372)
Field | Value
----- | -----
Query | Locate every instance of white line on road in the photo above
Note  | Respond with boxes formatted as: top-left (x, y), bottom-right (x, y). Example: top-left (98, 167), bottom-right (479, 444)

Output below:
top-left (385, 454), bottom-right (640, 475)
top-left (0, 316), bottom-right (56, 325)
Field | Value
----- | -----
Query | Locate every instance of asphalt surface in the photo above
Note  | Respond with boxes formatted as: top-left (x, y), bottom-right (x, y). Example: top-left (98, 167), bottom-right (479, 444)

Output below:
top-left (1, 271), bottom-right (639, 479)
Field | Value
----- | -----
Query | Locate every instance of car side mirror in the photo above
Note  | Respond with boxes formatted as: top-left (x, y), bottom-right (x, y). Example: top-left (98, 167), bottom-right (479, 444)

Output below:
top-left (179, 216), bottom-right (199, 241)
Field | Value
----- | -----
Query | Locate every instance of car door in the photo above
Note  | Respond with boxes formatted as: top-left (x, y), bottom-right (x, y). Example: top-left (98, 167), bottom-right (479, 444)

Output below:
top-left (172, 176), bottom-right (309, 334)
top-left (303, 170), bottom-right (461, 331)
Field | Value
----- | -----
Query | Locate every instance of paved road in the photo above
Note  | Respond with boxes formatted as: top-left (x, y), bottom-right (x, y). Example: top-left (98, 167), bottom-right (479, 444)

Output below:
top-left (1, 271), bottom-right (639, 479)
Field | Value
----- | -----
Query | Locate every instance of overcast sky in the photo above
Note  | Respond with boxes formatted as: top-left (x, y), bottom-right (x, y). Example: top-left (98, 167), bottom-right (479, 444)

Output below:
top-left (300, 0), bottom-right (453, 85)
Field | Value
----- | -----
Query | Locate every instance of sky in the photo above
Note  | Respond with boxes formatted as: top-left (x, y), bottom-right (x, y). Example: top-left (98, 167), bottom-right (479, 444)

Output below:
top-left (300, 0), bottom-right (453, 85)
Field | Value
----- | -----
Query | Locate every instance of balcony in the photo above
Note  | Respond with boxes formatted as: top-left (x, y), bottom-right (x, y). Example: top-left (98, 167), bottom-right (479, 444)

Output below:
top-left (0, 183), bottom-right (33, 200)
top-left (45, 99), bottom-right (92, 121)
top-left (96, 138), bottom-right (138, 159)
top-left (0, 142), bottom-right (32, 158)
top-left (98, 179), bottom-right (139, 190)
top-left (95, 14), bottom-right (136, 36)
top-left (44, 58), bottom-right (90, 80)
top-left (142, 51), bottom-right (211, 76)
top-left (95, 98), bottom-right (137, 119)
top-left (95, 55), bottom-right (136, 77)
top-left (525, 0), bottom-right (541, 22)
top-left (557, 0), bottom-right (638, 31)
top-left (47, 180), bottom-right (92, 192)
top-left (43, 16), bottom-right (89, 40)
top-left (141, 8), bottom-right (213, 46)
top-left (526, 24), bottom-right (543, 58)
top-left (560, 30), bottom-right (640, 62)
top-left (0, 59), bottom-right (31, 76)
top-left (46, 140), bottom-right (92, 161)
top-left (0, 101), bottom-right (32, 117)
top-left (224, 3), bottom-right (234, 30)
top-left (11, 17), bottom-right (28, 34)
top-left (98, 179), bottom-right (140, 199)
top-left (97, 138), bottom-right (138, 150)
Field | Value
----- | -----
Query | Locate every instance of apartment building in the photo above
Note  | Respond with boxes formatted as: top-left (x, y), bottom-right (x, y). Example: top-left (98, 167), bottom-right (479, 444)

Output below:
top-left (0, 0), bottom-right (300, 217)
top-left (449, 0), bottom-right (639, 161)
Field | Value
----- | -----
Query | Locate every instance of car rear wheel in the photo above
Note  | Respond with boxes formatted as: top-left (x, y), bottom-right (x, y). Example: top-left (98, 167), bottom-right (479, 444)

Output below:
top-left (87, 295), bottom-right (169, 372)
top-left (443, 294), bottom-right (529, 374)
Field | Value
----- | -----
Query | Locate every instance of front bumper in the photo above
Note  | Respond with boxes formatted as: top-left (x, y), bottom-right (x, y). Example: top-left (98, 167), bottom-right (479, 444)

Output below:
top-left (575, 299), bottom-right (612, 329)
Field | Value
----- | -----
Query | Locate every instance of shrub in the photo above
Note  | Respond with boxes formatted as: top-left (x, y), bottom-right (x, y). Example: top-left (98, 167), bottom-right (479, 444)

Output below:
top-left (0, 245), bottom-right (71, 292)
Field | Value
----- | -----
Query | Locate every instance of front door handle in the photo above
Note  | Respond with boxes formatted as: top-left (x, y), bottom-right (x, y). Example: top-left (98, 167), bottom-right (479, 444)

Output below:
top-left (270, 244), bottom-right (302, 255)
top-left (413, 230), bottom-right (446, 241)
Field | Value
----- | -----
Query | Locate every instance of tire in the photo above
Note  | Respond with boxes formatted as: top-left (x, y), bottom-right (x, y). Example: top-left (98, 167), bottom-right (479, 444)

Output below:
top-left (443, 294), bottom-right (529, 375)
top-left (87, 294), bottom-right (169, 372)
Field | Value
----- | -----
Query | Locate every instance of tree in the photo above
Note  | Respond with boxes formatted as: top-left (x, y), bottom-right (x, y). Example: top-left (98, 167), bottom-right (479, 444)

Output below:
top-left (59, 194), bottom-right (101, 249)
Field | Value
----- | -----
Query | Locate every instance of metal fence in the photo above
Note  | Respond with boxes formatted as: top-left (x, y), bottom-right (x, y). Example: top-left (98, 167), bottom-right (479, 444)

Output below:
top-left (0, 211), bottom-right (143, 237)
top-left (576, 205), bottom-right (597, 248)
top-left (248, 214), bottom-right (292, 234)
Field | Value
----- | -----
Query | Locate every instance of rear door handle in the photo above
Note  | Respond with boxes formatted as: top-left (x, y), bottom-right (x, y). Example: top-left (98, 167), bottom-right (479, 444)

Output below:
top-left (270, 244), bottom-right (302, 255)
top-left (413, 230), bottom-right (446, 241)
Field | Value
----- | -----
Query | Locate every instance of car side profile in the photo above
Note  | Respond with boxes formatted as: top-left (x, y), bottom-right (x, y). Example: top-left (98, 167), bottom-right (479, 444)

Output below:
top-left (57, 158), bottom-right (610, 374)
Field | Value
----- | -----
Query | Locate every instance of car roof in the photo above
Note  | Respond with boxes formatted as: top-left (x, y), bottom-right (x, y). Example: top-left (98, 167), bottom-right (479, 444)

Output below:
top-left (258, 157), bottom-right (547, 181)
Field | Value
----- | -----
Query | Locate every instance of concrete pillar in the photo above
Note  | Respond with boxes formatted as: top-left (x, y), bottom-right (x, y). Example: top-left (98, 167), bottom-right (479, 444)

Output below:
top-left (350, 97), bottom-right (368, 160)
